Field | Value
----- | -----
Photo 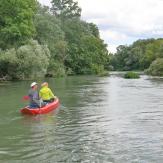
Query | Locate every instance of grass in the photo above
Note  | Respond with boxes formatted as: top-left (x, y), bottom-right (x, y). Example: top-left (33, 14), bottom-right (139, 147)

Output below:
top-left (124, 71), bottom-right (140, 79)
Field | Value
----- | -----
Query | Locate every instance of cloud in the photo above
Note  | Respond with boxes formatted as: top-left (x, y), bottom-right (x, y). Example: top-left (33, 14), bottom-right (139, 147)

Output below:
top-left (39, 0), bottom-right (51, 6)
top-left (39, 0), bottom-right (163, 53)
top-left (100, 30), bottom-right (136, 53)
top-left (107, 44), bottom-right (118, 54)
top-left (100, 30), bottom-right (135, 45)
top-left (100, 30), bottom-right (128, 42)
top-left (78, 0), bottom-right (163, 52)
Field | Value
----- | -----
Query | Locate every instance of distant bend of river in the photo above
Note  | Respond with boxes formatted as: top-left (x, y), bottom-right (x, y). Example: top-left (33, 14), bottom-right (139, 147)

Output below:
top-left (0, 74), bottom-right (163, 163)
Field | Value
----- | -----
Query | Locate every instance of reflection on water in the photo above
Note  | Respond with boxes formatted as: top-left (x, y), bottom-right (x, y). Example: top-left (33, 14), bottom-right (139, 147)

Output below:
top-left (0, 75), bottom-right (163, 162)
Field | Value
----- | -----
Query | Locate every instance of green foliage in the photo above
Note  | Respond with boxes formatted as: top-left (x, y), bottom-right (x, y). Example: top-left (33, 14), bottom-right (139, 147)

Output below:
top-left (146, 58), bottom-right (163, 76)
top-left (88, 23), bottom-right (100, 37)
top-left (16, 40), bottom-right (50, 79)
top-left (63, 19), bottom-right (109, 75)
top-left (111, 38), bottom-right (163, 72)
top-left (0, 0), bottom-right (37, 49)
top-left (54, 40), bottom-right (68, 63)
top-left (63, 19), bottom-right (90, 44)
top-left (90, 64), bottom-right (105, 75)
top-left (47, 60), bottom-right (66, 77)
top-left (0, 0), bottom-right (109, 80)
top-left (34, 4), bottom-right (69, 77)
top-left (34, 4), bottom-right (65, 56)
top-left (34, 4), bottom-right (109, 77)
top-left (0, 40), bottom-right (50, 80)
top-left (124, 72), bottom-right (140, 79)
top-left (0, 49), bottom-right (17, 79)
top-left (51, 0), bottom-right (81, 20)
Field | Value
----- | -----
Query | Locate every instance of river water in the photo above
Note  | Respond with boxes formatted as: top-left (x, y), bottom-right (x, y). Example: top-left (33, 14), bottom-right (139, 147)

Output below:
top-left (0, 74), bottom-right (163, 163)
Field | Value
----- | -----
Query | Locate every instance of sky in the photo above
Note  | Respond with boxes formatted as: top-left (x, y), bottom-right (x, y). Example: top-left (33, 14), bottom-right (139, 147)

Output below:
top-left (39, 0), bottom-right (163, 53)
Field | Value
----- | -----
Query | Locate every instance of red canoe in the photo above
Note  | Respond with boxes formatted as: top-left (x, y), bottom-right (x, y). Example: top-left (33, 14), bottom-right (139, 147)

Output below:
top-left (20, 98), bottom-right (60, 115)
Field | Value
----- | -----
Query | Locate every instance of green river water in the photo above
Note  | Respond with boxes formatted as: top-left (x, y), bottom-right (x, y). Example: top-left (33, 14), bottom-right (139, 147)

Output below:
top-left (0, 74), bottom-right (163, 163)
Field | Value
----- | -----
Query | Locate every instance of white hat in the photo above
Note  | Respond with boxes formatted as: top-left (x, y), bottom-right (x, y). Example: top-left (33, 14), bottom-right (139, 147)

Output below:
top-left (30, 82), bottom-right (37, 87)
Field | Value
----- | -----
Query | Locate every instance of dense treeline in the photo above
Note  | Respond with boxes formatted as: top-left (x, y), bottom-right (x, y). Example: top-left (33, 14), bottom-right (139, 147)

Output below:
top-left (0, 0), bottom-right (109, 80)
top-left (110, 38), bottom-right (163, 76)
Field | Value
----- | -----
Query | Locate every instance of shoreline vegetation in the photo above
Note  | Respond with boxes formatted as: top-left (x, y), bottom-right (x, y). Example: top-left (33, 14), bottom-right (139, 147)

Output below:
top-left (124, 72), bottom-right (140, 79)
top-left (0, 0), bottom-right (110, 81)
top-left (1, 1), bottom-right (163, 81)
top-left (109, 38), bottom-right (163, 77)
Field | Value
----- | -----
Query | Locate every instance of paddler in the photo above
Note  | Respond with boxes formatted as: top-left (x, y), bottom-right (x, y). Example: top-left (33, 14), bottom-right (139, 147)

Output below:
top-left (28, 82), bottom-right (45, 108)
top-left (39, 82), bottom-right (56, 103)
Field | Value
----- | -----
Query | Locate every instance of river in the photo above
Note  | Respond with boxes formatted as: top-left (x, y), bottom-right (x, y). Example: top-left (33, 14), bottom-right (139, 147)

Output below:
top-left (0, 74), bottom-right (163, 163)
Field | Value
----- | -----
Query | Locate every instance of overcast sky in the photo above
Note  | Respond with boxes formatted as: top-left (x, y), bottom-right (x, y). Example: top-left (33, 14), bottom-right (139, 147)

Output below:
top-left (39, 0), bottom-right (163, 53)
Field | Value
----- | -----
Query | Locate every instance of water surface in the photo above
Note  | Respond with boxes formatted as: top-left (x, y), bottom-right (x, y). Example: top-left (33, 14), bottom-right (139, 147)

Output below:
top-left (0, 75), bottom-right (163, 163)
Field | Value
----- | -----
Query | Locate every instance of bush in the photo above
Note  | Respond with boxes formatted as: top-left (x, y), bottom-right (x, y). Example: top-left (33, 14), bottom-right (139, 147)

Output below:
top-left (47, 60), bottom-right (66, 77)
top-left (90, 64), bottom-right (105, 74)
top-left (0, 40), bottom-right (50, 80)
top-left (0, 48), bottom-right (18, 79)
top-left (124, 72), bottom-right (140, 79)
top-left (146, 58), bottom-right (163, 76)
top-left (17, 40), bottom-right (50, 79)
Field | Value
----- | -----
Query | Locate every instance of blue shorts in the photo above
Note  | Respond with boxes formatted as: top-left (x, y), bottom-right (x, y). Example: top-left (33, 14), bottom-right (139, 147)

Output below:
top-left (29, 103), bottom-right (39, 108)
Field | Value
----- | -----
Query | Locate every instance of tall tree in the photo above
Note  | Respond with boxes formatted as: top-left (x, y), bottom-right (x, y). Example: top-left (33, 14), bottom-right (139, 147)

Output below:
top-left (34, 3), bottom-right (65, 56)
top-left (0, 0), bottom-right (37, 49)
top-left (51, 0), bottom-right (81, 20)
top-left (34, 4), bottom-right (67, 77)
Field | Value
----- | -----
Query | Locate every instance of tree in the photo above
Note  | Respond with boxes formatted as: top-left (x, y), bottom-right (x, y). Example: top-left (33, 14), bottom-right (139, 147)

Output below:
top-left (110, 38), bottom-right (163, 72)
top-left (87, 23), bottom-right (100, 38)
top-left (34, 4), bottom-right (65, 56)
top-left (146, 58), bottom-right (163, 76)
top-left (0, 0), bottom-right (37, 49)
top-left (0, 40), bottom-right (50, 79)
top-left (51, 0), bottom-right (81, 20)
top-left (0, 1), bottom-right (110, 79)
top-left (34, 4), bottom-right (67, 77)
top-left (65, 35), bottom-right (108, 74)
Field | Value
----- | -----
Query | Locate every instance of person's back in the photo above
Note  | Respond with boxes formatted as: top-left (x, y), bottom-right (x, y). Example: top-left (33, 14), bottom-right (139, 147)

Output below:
top-left (28, 82), bottom-right (44, 108)
top-left (28, 88), bottom-right (40, 108)
top-left (39, 82), bottom-right (55, 103)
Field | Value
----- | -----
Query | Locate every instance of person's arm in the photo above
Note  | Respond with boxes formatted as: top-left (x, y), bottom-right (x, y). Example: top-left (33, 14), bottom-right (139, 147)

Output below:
top-left (39, 90), bottom-right (42, 99)
top-left (49, 88), bottom-right (56, 99)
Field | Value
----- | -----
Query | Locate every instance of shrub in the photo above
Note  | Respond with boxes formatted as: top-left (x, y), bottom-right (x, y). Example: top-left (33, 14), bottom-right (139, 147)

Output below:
top-left (47, 60), bottom-right (66, 77)
top-left (16, 40), bottom-right (50, 79)
top-left (124, 72), bottom-right (140, 79)
top-left (90, 64), bottom-right (104, 74)
top-left (0, 40), bottom-right (50, 80)
top-left (146, 58), bottom-right (163, 76)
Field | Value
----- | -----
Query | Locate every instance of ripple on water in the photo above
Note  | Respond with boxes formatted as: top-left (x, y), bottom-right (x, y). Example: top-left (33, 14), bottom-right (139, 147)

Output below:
top-left (1, 76), bottom-right (163, 162)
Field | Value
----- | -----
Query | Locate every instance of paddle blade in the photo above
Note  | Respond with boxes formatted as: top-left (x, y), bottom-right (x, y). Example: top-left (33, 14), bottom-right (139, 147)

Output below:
top-left (23, 96), bottom-right (30, 101)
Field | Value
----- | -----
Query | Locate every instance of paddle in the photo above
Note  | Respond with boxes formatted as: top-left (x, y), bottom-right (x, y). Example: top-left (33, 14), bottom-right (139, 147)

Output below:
top-left (22, 95), bottom-right (30, 101)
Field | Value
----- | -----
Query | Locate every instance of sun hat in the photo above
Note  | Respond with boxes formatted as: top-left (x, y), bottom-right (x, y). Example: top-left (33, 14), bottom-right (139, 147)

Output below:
top-left (30, 82), bottom-right (37, 87)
